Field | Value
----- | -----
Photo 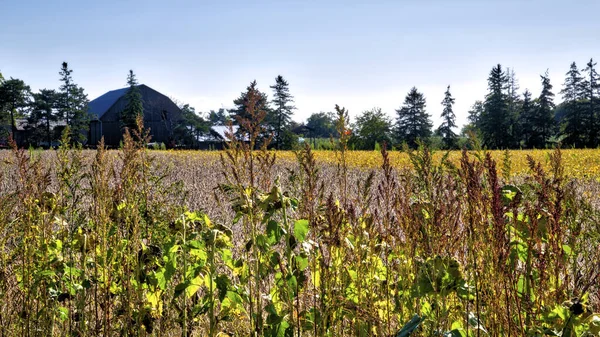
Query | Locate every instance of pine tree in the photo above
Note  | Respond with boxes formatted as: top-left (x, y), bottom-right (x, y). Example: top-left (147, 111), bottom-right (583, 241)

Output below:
top-left (560, 62), bottom-right (585, 147)
top-left (395, 87), bottom-right (432, 148)
top-left (58, 62), bottom-right (89, 144)
top-left (0, 78), bottom-right (31, 137)
top-left (270, 75), bottom-right (296, 149)
top-left (506, 68), bottom-right (522, 147)
top-left (230, 80), bottom-right (271, 142)
top-left (230, 80), bottom-right (270, 128)
top-left (437, 85), bottom-right (457, 149)
top-left (532, 71), bottom-right (556, 148)
top-left (208, 108), bottom-right (229, 125)
top-left (121, 70), bottom-right (143, 131)
top-left (481, 64), bottom-right (510, 149)
top-left (29, 89), bottom-right (59, 147)
top-left (581, 58), bottom-right (600, 147)
top-left (519, 89), bottom-right (535, 148)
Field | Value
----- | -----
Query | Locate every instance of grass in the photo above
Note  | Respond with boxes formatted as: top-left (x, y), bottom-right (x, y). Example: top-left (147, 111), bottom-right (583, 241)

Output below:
top-left (0, 116), bottom-right (599, 336)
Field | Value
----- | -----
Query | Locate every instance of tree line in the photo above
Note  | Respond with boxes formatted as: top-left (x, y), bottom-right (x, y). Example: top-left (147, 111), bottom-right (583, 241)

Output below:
top-left (230, 59), bottom-right (600, 150)
top-left (0, 63), bottom-right (89, 147)
top-left (2, 58), bottom-right (599, 149)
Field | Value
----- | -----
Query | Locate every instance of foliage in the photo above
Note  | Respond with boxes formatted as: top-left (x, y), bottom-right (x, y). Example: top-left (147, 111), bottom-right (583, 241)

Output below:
top-left (57, 62), bottom-right (89, 144)
top-left (121, 70), bottom-right (143, 131)
top-left (481, 64), bottom-right (511, 149)
top-left (0, 78), bottom-right (31, 137)
top-left (560, 62), bottom-right (586, 147)
top-left (208, 108), bottom-right (230, 126)
top-left (581, 58), bottom-right (600, 147)
top-left (174, 104), bottom-right (210, 148)
top-left (349, 107), bottom-right (393, 150)
top-left (395, 87), bottom-right (432, 148)
top-left (270, 75), bottom-right (296, 149)
top-left (306, 111), bottom-right (336, 139)
top-left (28, 88), bottom-right (59, 147)
top-left (437, 86), bottom-right (458, 149)
top-left (0, 134), bottom-right (600, 335)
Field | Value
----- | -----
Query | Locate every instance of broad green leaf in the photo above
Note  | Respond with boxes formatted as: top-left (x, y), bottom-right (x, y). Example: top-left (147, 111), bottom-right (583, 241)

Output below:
top-left (294, 219), bottom-right (309, 243)
top-left (295, 254), bottom-right (309, 271)
top-left (267, 220), bottom-right (283, 245)
top-left (501, 185), bottom-right (521, 205)
top-left (58, 307), bottom-right (69, 322)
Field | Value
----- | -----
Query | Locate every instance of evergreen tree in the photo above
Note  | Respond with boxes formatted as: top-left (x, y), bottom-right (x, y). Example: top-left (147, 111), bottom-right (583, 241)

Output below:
top-left (208, 108), bottom-right (229, 125)
top-left (481, 64), bottom-right (510, 148)
top-left (230, 80), bottom-right (271, 143)
top-left (532, 71), bottom-right (556, 148)
top-left (519, 89), bottom-right (536, 148)
top-left (270, 75), bottom-right (296, 149)
top-left (121, 70), bottom-right (143, 131)
top-left (505, 68), bottom-right (522, 147)
top-left (581, 58), bottom-right (600, 147)
top-left (29, 89), bottom-right (59, 147)
top-left (230, 80), bottom-right (270, 124)
top-left (560, 62), bottom-right (585, 147)
top-left (58, 62), bottom-right (89, 144)
top-left (461, 100), bottom-right (484, 137)
top-left (437, 85), bottom-right (457, 149)
top-left (395, 87), bottom-right (432, 148)
top-left (0, 78), bottom-right (31, 137)
top-left (174, 104), bottom-right (209, 148)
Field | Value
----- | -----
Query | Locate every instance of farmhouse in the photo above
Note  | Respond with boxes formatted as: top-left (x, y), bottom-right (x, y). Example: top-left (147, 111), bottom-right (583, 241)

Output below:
top-left (88, 84), bottom-right (181, 147)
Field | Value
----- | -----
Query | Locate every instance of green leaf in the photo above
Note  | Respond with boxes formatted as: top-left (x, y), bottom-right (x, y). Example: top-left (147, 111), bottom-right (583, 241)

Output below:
top-left (174, 282), bottom-right (188, 298)
top-left (267, 220), bottom-right (283, 245)
top-left (444, 329), bottom-right (466, 337)
top-left (186, 275), bottom-right (203, 298)
top-left (294, 219), bottom-right (309, 243)
top-left (295, 254), bottom-right (309, 271)
top-left (58, 306), bottom-right (69, 322)
top-left (216, 274), bottom-right (230, 301)
top-left (562, 244), bottom-right (572, 256)
top-left (501, 185), bottom-right (521, 205)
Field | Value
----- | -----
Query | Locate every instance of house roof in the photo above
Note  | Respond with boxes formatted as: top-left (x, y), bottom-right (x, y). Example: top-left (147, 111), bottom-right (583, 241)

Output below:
top-left (210, 125), bottom-right (238, 140)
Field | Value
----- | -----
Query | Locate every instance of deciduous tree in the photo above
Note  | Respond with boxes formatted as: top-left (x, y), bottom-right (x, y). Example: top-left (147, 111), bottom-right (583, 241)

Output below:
top-left (350, 107), bottom-right (392, 150)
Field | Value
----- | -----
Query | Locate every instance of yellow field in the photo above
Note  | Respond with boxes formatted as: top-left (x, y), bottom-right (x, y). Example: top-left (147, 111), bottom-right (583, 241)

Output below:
top-left (163, 149), bottom-right (600, 178)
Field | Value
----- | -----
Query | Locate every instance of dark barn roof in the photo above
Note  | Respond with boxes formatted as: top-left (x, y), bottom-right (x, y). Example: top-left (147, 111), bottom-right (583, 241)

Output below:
top-left (88, 87), bottom-right (129, 119)
top-left (87, 84), bottom-right (182, 147)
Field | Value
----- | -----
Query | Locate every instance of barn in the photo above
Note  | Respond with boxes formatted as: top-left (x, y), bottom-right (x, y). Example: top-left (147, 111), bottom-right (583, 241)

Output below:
top-left (88, 84), bottom-right (181, 147)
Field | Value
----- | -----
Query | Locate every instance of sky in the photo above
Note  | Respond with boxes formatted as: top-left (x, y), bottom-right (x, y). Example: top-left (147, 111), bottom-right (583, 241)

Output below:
top-left (2, 0), bottom-right (600, 129)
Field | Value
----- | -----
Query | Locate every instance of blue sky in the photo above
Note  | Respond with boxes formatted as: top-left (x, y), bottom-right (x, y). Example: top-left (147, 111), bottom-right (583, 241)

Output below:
top-left (2, 0), bottom-right (600, 128)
